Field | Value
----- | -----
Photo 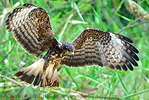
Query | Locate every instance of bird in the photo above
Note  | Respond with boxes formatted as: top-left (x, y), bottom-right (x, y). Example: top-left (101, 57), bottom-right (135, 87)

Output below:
top-left (6, 3), bottom-right (139, 90)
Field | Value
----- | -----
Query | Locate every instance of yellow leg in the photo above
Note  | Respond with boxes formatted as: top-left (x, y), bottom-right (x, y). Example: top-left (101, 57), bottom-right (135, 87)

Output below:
top-left (42, 59), bottom-right (50, 89)
top-left (42, 73), bottom-right (47, 89)
top-left (49, 63), bottom-right (58, 86)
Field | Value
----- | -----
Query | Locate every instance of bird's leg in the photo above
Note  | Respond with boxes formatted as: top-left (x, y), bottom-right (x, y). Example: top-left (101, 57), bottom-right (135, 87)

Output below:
top-left (42, 73), bottom-right (46, 88)
top-left (49, 63), bottom-right (58, 86)
top-left (42, 51), bottom-right (51, 88)
top-left (42, 61), bottom-right (49, 89)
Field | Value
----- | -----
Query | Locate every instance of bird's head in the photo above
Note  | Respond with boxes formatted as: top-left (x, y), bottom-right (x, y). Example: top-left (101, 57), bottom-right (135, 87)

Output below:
top-left (61, 42), bottom-right (75, 55)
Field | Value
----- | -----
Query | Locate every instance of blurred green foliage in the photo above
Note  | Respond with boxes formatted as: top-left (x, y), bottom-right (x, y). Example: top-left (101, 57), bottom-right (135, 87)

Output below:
top-left (0, 0), bottom-right (149, 99)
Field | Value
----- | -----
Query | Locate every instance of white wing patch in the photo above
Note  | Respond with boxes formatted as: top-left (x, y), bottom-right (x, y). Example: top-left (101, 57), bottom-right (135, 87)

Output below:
top-left (110, 32), bottom-right (123, 59)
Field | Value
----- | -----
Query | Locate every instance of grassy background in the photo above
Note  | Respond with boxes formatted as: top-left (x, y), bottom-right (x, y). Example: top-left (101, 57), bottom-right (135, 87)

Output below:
top-left (0, 0), bottom-right (149, 99)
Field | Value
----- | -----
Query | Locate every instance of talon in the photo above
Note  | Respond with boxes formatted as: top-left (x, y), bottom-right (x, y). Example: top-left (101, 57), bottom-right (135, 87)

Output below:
top-left (49, 75), bottom-right (54, 86)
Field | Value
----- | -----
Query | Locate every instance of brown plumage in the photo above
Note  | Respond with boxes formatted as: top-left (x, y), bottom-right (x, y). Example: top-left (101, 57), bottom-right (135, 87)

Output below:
top-left (61, 29), bottom-right (139, 71)
top-left (6, 3), bottom-right (139, 90)
top-left (6, 3), bottom-right (58, 57)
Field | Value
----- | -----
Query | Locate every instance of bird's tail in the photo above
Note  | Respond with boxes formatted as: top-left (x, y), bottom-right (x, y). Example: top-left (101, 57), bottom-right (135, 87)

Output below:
top-left (13, 59), bottom-right (59, 90)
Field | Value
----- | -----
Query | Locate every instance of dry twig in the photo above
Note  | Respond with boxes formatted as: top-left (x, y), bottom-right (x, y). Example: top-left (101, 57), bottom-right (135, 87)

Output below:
top-left (0, 74), bottom-right (22, 86)
top-left (118, 21), bottom-right (149, 34)
top-left (59, 13), bottom-right (74, 41)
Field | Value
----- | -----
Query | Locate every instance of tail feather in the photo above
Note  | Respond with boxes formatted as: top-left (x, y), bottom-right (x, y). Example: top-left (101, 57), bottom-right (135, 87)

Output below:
top-left (13, 59), bottom-right (59, 90)
top-left (33, 72), bottom-right (43, 88)
top-left (25, 75), bottom-right (35, 85)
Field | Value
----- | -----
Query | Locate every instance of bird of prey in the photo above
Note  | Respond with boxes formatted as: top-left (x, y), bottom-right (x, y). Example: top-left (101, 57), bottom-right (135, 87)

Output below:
top-left (6, 3), bottom-right (139, 90)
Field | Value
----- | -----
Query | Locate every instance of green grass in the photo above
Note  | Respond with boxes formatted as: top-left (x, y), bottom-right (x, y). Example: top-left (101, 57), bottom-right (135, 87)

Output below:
top-left (0, 0), bottom-right (149, 99)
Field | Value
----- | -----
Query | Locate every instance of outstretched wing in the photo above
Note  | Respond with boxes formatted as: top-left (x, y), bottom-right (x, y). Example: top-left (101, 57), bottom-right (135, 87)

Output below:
top-left (61, 29), bottom-right (139, 71)
top-left (6, 3), bottom-right (59, 56)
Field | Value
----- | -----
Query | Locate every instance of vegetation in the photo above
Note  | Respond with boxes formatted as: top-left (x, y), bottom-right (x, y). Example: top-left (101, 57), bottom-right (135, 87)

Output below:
top-left (0, 0), bottom-right (149, 99)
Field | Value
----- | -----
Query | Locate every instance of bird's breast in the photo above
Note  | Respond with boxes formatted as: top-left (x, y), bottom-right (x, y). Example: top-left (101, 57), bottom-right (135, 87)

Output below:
top-left (50, 50), bottom-right (64, 63)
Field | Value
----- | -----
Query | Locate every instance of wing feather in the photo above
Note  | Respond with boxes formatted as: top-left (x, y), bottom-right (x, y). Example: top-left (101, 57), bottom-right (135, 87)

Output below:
top-left (6, 3), bottom-right (59, 56)
top-left (61, 29), bottom-right (139, 71)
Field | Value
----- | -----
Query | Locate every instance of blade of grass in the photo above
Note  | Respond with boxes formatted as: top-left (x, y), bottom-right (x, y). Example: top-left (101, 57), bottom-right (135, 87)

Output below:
top-left (115, 0), bottom-right (125, 14)
top-left (121, 89), bottom-right (149, 99)
top-left (73, 2), bottom-right (84, 21)
top-left (102, 8), bottom-right (120, 32)
top-left (92, 8), bottom-right (107, 31)
top-left (0, 87), bottom-right (19, 92)
top-left (116, 72), bottom-right (129, 95)
top-left (75, 74), bottom-right (101, 84)
top-left (64, 67), bottom-right (82, 91)
top-left (115, 13), bottom-right (132, 22)
top-left (114, 0), bottom-right (132, 22)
